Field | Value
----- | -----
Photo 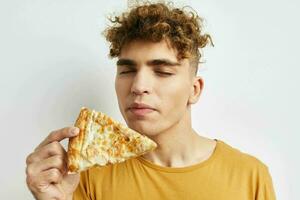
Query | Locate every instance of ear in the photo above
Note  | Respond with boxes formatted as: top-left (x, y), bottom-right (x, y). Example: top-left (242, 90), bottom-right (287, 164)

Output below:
top-left (188, 76), bottom-right (204, 105)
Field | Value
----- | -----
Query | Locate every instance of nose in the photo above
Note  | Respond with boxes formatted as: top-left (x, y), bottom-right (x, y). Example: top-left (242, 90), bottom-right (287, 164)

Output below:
top-left (130, 69), bottom-right (152, 96)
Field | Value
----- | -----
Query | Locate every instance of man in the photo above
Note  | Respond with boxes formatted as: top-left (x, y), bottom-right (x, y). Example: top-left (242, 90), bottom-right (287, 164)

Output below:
top-left (25, 2), bottom-right (276, 200)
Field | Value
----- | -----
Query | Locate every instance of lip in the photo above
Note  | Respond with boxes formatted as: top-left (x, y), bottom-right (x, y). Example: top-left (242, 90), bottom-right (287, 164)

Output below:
top-left (128, 102), bottom-right (156, 117)
top-left (128, 102), bottom-right (155, 110)
top-left (129, 108), bottom-right (154, 116)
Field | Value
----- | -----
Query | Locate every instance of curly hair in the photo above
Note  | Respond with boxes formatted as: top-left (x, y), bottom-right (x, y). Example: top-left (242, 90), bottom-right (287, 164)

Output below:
top-left (103, 1), bottom-right (213, 74)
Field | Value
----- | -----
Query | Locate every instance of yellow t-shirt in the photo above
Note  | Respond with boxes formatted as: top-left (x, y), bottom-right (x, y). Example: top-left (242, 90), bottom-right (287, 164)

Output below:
top-left (73, 140), bottom-right (276, 200)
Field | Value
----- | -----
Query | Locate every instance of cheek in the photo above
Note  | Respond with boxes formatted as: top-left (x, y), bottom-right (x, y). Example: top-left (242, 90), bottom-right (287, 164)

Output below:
top-left (159, 79), bottom-right (190, 110)
top-left (115, 78), bottom-right (129, 93)
top-left (115, 80), bottom-right (128, 106)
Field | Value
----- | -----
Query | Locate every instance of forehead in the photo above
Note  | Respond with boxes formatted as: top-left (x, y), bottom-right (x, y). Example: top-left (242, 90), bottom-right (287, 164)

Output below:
top-left (119, 39), bottom-right (179, 61)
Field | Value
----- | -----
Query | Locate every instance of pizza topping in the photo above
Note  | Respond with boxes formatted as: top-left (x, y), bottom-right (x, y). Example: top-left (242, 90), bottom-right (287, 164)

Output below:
top-left (67, 107), bottom-right (157, 172)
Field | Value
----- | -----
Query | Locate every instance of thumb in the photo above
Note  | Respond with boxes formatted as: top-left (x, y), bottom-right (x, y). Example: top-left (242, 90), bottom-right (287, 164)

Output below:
top-left (61, 173), bottom-right (80, 195)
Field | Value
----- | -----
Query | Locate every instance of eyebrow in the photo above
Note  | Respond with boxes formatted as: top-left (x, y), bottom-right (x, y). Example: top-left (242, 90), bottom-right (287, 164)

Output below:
top-left (116, 58), bottom-right (181, 67)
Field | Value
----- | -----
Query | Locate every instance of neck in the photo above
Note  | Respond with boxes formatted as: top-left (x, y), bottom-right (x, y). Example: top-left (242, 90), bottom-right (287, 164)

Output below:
top-left (142, 108), bottom-right (216, 168)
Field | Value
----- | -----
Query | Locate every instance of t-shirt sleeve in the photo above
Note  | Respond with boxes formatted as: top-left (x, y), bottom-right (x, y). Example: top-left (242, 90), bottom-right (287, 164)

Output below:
top-left (72, 171), bottom-right (92, 200)
top-left (255, 164), bottom-right (276, 200)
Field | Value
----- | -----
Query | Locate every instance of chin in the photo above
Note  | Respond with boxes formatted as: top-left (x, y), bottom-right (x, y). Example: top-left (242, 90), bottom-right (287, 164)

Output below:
top-left (122, 109), bottom-right (165, 137)
top-left (127, 121), bottom-right (161, 137)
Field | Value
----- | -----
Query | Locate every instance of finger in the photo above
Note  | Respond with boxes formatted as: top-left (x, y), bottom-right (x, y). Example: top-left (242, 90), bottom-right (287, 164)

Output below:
top-left (27, 168), bottom-right (63, 193)
top-left (60, 173), bottom-right (80, 191)
top-left (35, 127), bottom-right (79, 150)
top-left (26, 141), bottom-right (66, 165)
top-left (44, 168), bottom-right (63, 184)
top-left (26, 155), bottom-right (67, 177)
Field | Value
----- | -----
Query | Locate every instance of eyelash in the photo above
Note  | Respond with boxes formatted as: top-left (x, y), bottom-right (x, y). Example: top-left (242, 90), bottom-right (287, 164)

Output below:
top-left (119, 71), bottom-right (173, 76)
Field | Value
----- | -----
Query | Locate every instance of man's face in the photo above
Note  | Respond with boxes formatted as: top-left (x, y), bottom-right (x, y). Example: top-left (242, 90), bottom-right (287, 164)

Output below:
top-left (115, 39), bottom-right (198, 137)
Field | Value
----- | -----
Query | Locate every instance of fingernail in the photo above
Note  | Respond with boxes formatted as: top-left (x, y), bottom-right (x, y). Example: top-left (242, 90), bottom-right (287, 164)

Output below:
top-left (71, 127), bottom-right (79, 135)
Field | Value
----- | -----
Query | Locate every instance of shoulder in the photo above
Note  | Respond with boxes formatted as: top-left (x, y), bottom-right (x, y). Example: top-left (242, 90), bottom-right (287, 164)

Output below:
top-left (214, 140), bottom-right (276, 199)
top-left (216, 140), bottom-right (270, 173)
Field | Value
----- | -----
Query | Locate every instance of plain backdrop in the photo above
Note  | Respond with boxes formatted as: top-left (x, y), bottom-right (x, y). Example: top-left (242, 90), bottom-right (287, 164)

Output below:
top-left (0, 0), bottom-right (299, 199)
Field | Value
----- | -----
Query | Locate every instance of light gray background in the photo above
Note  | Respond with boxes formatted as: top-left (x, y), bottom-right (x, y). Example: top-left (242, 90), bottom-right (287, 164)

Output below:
top-left (0, 0), bottom-right (299, 199)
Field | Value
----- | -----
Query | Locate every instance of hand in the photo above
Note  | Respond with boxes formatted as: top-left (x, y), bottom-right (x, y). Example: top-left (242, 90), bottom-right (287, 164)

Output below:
top-left (26, 127), bottom-right (80, 200)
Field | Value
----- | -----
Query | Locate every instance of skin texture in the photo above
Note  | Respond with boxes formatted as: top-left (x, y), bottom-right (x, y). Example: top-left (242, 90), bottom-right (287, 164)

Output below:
top-left (115, 39), bottom-right (216, 167)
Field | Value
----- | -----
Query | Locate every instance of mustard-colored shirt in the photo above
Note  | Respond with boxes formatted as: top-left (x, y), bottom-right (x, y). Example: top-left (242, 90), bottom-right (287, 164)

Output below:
top-left (73, 140), bottom-right (276, 200)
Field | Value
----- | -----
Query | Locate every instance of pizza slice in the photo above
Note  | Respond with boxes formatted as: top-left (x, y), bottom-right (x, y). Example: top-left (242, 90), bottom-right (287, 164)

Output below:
top-left (67, 107), bottom-right (157, 173)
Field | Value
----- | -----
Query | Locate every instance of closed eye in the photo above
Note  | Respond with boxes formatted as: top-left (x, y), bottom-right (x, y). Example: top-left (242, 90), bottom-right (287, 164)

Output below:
top-left (119, 70), bottom-right (135, 74)
top-left (118, 70), bottom-right (173, 76)
top-left (155, 71), bottom-right (173, 76)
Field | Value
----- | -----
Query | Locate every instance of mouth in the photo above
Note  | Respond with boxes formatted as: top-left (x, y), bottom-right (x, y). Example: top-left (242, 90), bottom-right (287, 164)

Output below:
top-left (127, 102), bottom-right (156, 117)
top-left (128, 102), bottom-right (155, 109)
top-left (129, 108), bottom-right (155, 116)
